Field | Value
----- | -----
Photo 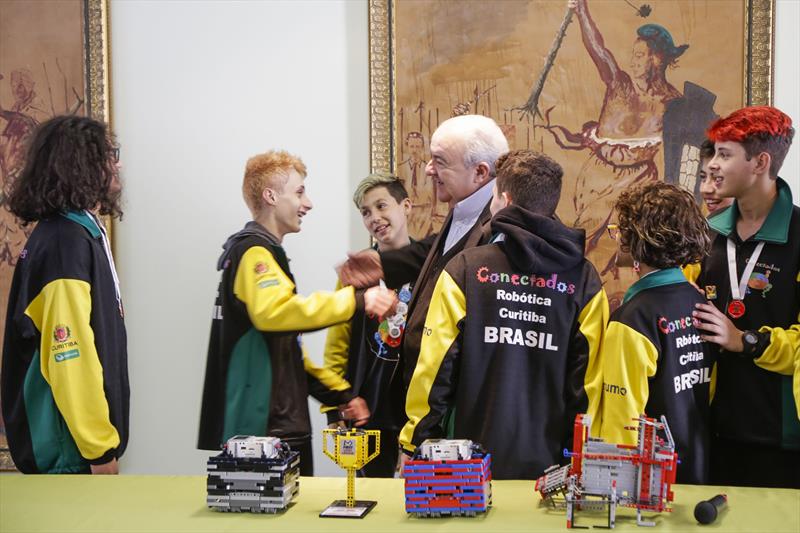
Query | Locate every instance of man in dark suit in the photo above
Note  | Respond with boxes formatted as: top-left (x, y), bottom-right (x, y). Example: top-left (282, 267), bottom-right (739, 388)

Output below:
top-left (340, 114), bottom-right (509, 386)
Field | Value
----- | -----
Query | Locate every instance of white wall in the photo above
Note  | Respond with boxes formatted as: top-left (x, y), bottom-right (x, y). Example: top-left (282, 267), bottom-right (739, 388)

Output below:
top-left (775, 0), bottom-right (800, 198)
top-left (111, 0), bottom-right (368, 475)
top-left (112, 0), bottom-right (799, 475)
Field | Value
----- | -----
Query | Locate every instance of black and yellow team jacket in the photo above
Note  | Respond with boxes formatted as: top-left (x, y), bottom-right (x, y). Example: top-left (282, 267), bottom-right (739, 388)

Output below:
top-left (381, 203), bottom-right (493, 388)
top-left (197, 222), bottom-right (359, 451)
top-left (399, 205), bottom-right (609, 480)
top-left (598, 268), bottom-right (716, 484)
top-left (2, 212), bottom-right (128, 473)
top-left (322, 276), bottom-right (412, 431)
top-left (692, 178), bottom-right (800, 451)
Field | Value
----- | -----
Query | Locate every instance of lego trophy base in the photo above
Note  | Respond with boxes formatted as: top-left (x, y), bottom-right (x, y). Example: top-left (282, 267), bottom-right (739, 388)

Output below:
top-left (319, 500), bottom-right (377, 518)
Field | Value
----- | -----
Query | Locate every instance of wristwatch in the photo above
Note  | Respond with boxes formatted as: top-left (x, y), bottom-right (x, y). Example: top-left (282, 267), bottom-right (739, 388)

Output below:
top-left (741, 330), bottom-right (761, 357)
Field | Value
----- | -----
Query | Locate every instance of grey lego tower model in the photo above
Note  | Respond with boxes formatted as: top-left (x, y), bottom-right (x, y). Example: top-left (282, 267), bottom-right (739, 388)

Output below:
top-left (207, 435), bottom-right (300, 513)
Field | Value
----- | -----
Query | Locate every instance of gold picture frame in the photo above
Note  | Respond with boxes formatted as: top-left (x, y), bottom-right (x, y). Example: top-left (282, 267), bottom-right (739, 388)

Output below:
top-left (368, 0), bottom-right (774, 306)
top-left (0, 0), bottom-right (111, 472)
top-left (369, 0), bottom-right (774, 172)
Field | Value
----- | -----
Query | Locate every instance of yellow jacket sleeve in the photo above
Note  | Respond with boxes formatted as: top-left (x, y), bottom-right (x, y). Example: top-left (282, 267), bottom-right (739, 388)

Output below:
top-left (399, 270), bottom-right (466, 454)
top-left (320, 281), bottom-right (353, 415)
top-left (234, 246), bottom-right (356, 332)
top-left (794, 350), bottom-right (800, 420)
top-left (598, 321), bottom-right (658, 446)
top-left (24, 279), bottom-right (120, 462)
top-left (754, 322), bottom-right (800, 376)
top-left (682, 263), bottom-right (702, 284)
top-left (322, 280), bottom-right (353, 380)
top-left (579, 289), bottom-right (610, 437)
top-left (302, 343), bottom-right (354, 409)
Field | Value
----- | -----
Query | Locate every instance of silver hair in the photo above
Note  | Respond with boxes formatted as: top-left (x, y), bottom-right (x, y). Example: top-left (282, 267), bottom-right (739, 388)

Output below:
top-left (433, 115), bottom-right (509, 175)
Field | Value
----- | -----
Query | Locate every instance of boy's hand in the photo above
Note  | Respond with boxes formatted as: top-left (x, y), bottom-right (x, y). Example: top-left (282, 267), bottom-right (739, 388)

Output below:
top-left (693, 302), bottom-right (744, 352)
top-left (364, 286), bottom-right (398, 320)
top-left (90, 458), bottom-right (119, 475)
top-left (397, 451), bottom-right (410, 477)
top-left (339, 397), bottom-right (370, 427)
top-left (337, 250), bottom-right (383, 288)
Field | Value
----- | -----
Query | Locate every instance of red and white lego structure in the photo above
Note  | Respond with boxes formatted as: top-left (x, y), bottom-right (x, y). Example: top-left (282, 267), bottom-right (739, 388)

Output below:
top-left (535, 414), bottom-right (677, 528)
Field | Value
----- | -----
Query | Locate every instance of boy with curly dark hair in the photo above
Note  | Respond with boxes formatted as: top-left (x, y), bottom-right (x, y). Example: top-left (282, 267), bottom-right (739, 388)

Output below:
top-left (2, 115), bottom-right (126, 474)
top-left (599, 181), bottom-right (714, 484)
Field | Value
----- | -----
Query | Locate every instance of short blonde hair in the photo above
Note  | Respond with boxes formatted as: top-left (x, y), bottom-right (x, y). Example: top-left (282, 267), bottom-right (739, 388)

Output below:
top-left (242, 150), bottom-right (307, 212)
top-left (352, 173), bottom-right (408, 208)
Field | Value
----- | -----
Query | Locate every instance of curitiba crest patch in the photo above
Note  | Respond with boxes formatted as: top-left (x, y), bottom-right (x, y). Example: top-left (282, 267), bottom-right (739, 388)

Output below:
top-left (53, 324), bottom-right (72, 343)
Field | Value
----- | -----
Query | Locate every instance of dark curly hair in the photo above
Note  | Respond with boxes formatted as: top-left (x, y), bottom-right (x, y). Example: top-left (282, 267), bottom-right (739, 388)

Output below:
top-left (5, 115), bottom-right (122, 224)
top-left (615, 181), bottom-right (710, 269)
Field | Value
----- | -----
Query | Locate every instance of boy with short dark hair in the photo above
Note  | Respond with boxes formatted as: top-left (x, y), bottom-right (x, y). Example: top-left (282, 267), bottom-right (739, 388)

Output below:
top-left (399, 149), bottom-right (608, 479)
top-left (197, 150), bottom-right (395, 475)
top-left (323, 174), bottom-right (413, 477)
top-left (692, 106), bottom-right (799, 488)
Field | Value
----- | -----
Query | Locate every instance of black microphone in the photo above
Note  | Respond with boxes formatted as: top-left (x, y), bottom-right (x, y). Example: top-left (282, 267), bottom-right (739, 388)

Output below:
top-left (694, 494), bottom-right (728, 525)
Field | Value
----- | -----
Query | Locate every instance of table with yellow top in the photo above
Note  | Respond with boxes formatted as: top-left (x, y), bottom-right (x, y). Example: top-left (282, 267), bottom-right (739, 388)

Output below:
top-left (1, 475), bottom-right (798, 532)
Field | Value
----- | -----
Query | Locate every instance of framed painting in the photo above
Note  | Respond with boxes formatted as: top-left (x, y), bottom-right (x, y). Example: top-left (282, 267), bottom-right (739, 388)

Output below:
top-left (368, 0), bottom-right (774, 308)
top-left (0, 0), bottom-right (111, 471)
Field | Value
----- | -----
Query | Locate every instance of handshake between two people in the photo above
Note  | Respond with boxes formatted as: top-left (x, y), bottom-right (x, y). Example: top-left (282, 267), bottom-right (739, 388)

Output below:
top-left (338, 250), bottom-right (398, 321)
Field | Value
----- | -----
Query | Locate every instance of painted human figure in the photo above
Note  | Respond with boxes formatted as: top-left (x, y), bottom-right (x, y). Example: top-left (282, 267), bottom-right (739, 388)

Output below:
top-left (399, 131), bottom-right (440, 238)
top-left (0, 70), bottom-right (48, 195)
top-left (547, 0), bottom-right (688, 259)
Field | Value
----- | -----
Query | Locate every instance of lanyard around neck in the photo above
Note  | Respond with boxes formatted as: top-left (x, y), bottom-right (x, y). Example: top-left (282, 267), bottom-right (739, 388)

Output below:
top-left (87, 211), bottom-right (123, 317)
top-left (726, 238), bottom-right (764, 301)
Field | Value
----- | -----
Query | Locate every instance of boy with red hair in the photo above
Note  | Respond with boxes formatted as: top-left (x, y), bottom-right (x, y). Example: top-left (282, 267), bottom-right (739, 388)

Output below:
top-left (692, 106), bottom-right (799, 488)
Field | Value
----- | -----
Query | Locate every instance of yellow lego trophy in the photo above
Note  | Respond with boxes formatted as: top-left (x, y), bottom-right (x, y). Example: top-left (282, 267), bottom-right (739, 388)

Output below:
top-left (319, 427), bottom-right (380, 518)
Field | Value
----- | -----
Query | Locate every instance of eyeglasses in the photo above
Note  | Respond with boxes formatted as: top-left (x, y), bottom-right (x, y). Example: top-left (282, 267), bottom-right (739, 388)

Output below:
top-left (607, 223), bottom-right (620, 240)
top-left (110, 146), bottom-right (120, 163)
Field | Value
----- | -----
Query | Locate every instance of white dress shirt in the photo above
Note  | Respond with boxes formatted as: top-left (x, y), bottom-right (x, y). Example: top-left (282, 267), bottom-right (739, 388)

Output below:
top-left (443, 179), bottom-right (495, 254)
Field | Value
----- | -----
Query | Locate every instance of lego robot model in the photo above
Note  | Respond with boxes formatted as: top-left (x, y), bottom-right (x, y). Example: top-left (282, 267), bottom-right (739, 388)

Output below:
top-left (535, 414), bottom-right (677, 528)
top-left (320, 427), bottom-right (381, 518)
top-left (206, 435), bottom-right (300, 513)
top-left (403, 439), bottom-right (492, 517)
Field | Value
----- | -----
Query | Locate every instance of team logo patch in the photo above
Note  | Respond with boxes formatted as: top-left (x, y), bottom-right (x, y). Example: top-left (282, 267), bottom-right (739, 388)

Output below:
top-left (704, 285), bottom-right (717, 300)
top-left (747, 270), bottom-right (772, 297)
top-left (254, 262), bottom-right (269, 275)
top-left (53, 324), bottom-right (71, 343)
top-left (54, 349), bottom-right (80, 363)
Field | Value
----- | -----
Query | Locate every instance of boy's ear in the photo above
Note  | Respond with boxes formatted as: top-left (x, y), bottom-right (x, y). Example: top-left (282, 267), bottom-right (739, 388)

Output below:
top-left (262, 188), bottom-right (277, 207)
top-left (501, 190), bottom-right (512, 208)
top-left (401, 197), bottom-right (412, 215)
top-left (754, 151), bottom-right (772, 176)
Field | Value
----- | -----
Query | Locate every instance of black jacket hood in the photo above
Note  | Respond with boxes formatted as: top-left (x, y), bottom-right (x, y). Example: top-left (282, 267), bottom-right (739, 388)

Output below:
top-left (490, 204), bottom-right (586, 273)
top-left (217, 221), bottom-right (280, 271)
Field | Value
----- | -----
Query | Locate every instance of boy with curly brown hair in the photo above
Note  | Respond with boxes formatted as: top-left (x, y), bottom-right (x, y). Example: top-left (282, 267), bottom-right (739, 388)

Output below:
top-left (599, 181), bottom-right (714, 484)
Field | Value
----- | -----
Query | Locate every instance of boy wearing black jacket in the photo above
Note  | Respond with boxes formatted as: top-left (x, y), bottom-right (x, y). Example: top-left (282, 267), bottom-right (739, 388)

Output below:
top-left (399, 150), bottom-right (608, 479)
top-left (197, 150), bottom-right (395, 474)
top-left (691, 106), bottom-right (799, 488)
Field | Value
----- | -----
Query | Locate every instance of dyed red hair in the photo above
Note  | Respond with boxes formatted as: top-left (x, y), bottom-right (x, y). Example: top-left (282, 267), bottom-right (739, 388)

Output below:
top-left (707, 106), bottom-right (794, 177)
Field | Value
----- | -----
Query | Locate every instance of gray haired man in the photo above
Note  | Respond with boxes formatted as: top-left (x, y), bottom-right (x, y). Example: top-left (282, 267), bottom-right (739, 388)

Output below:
top-left (340, 114), bottom-right (509, 387)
